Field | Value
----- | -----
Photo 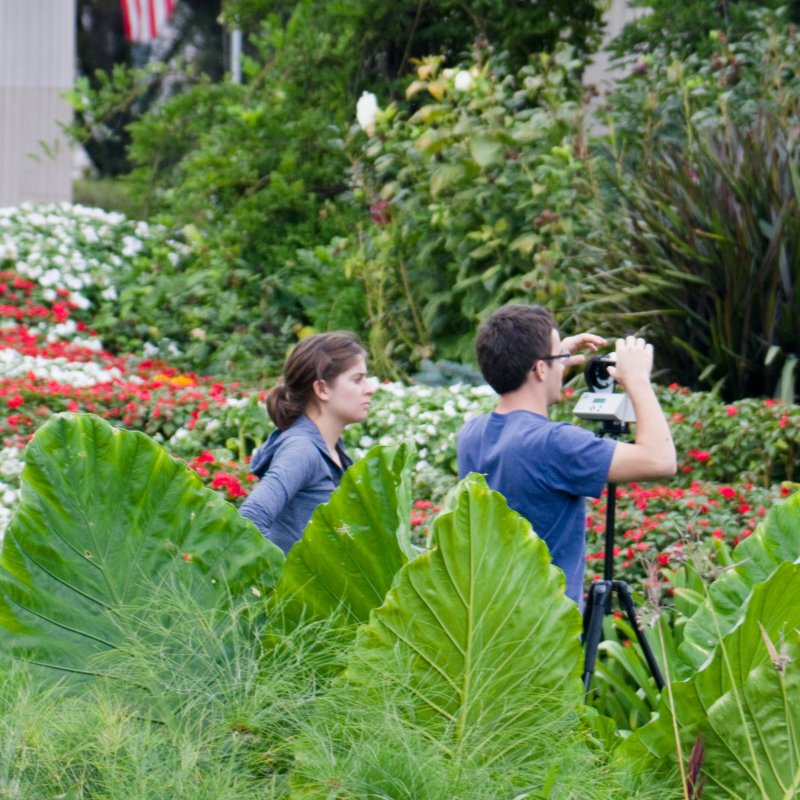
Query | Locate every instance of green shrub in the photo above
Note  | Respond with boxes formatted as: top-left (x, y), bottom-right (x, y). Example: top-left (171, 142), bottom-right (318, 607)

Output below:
top-left (316, 48), bottom-right (597, 370)
top-left (580, 112), bottom-right (800, 401)
top-left (576, 11), bottom-right (800, 400)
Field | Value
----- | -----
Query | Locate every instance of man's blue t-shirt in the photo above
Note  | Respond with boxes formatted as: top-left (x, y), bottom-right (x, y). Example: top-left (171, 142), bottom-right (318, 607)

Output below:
top-left (457, 410), bottom-right (616, 607)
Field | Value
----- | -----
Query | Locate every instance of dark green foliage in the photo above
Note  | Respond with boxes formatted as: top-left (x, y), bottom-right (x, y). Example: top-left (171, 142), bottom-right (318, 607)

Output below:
top-left (225, 0), bottom-right (603, 88)
top-left (573, 10), bottom-right (800, 400)
top-left (319, 49), bottom-right (598, 370)
top-left (600, 8), bottom-right (800, 167)
top-left (581, 113), bottom-right (800, 401)
top-left (74, 0), bottom-right (227, 176)
top-left (609, 0), bottom-right (800, 59)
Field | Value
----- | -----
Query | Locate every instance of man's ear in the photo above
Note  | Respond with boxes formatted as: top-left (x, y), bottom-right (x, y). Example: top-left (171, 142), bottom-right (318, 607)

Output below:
top-left (531, 359), bottom-right (545, 381)
top-left (312, 378), bottom-right (329, 402)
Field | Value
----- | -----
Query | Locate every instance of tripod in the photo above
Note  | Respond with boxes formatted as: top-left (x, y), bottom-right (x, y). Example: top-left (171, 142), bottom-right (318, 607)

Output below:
top-left (581, 421), bottom-right (665, 698)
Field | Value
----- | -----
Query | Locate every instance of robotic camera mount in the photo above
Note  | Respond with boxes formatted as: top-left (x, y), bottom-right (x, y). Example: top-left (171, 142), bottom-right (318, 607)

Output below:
top-left (574, 353), bottom-right (665, 698)
top-left (573, 354), bottom-right (635, 427)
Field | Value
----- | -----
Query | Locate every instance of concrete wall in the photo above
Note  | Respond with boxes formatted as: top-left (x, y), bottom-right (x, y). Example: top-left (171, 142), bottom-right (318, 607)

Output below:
top-left (0, 0), bottom-right (75, 206)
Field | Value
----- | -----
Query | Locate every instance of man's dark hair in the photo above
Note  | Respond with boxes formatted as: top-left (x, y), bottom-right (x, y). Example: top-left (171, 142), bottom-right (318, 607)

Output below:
top-left (476, 305), bottom-right (556, 394)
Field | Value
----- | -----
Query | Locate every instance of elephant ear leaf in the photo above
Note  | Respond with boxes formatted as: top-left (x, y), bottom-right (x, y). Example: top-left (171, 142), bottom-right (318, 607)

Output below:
top-left (679, 491), bottom-right (800, 672)
top-left (622, 561), bottom-right (800, 798)
top-left (345, 475), bottom-right (584, 761)
top-left (0, 413), bottom-right (284, 679)
top-left (274, 442), bottom-right (415, 629)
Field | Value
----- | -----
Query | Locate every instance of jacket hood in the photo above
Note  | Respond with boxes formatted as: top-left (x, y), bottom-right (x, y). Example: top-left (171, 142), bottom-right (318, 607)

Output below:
top-left (248, 427), bottom-right (283, 478)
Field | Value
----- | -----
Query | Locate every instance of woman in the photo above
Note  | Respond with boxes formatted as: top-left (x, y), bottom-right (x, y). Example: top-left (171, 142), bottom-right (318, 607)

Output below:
top-left (239, 331), bottom-right (374, 553)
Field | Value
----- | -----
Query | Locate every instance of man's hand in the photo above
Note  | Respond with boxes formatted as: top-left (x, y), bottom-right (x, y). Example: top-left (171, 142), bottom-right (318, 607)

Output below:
top-left (607, 336), bottom-right (653, 388)
top-left (605, 335), bottom-right (677, 483)
top-left (561, 332), bottom-right (607, 369)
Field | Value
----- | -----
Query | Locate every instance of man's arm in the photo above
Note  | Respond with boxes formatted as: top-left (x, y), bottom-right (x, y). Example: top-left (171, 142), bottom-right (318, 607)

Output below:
top-left (606, 336), bottom-right (677, 483)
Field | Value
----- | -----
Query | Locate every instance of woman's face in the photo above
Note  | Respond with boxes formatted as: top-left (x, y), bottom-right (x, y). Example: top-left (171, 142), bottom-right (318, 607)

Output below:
top-left (322, 355), bottom-right (374, 426)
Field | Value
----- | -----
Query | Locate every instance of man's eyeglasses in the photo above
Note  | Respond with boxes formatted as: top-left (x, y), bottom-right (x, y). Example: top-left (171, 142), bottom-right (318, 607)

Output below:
top-left (539, 353), bottom-right (571, 362)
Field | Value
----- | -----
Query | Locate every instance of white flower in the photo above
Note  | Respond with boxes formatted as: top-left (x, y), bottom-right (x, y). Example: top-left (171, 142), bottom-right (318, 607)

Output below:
top-left (454, 70), bottom-right (473, 92)
top-left (40, 268), bottom-right (62, 287)
top-left (356, 91), bottom-right (379, 136)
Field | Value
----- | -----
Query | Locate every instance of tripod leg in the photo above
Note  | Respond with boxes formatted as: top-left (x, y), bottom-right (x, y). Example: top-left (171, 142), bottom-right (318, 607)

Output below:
top-left (613, 580), bottom-right (665, 690)
top-left (582, 580), bottom-right (612, 697)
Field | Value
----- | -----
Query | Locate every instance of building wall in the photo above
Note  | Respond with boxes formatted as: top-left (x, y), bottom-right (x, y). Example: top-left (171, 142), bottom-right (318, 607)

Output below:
top-left (0, 0), bottom-right (75, 206)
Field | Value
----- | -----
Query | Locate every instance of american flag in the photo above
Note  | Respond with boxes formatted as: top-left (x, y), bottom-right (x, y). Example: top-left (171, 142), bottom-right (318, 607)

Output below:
top-left (121, 0), bottom-right (177, 44)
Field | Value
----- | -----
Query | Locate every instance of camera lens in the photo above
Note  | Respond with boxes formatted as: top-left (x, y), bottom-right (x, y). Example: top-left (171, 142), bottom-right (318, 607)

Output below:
top-left (584, 355), bottom-right (616, 393)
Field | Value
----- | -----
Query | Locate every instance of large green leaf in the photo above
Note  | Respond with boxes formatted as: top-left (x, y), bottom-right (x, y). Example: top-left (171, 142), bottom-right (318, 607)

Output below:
top-left (622, 562), bottom-right (800, 797)
top-left (273, 442), bottom-right (415, 628)
top-left (679, 492), bottom-right (800, 672)
top-left (346, 475), bottom-right (584, 755)
top-left (0, 413), bottom-right (284, 677)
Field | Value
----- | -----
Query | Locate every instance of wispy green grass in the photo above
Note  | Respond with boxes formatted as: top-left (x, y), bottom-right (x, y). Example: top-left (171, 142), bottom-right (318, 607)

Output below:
top-left (0, 575), bottom-right (677, 799)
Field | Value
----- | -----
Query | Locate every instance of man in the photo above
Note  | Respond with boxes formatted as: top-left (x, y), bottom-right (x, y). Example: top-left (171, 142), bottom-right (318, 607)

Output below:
top-left (457, 304), bottom-right (677, 607)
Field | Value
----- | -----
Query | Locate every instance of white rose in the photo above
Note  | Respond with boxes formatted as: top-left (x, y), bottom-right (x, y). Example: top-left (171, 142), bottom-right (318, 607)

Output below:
top-left (356, 91), bottom-right (379, 136)
top-left (454, 70), bottom-right (473, 91)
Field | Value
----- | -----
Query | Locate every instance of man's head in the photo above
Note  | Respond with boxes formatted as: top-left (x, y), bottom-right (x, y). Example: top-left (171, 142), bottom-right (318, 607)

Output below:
top-left (476, 304), bottom-right (560, 395)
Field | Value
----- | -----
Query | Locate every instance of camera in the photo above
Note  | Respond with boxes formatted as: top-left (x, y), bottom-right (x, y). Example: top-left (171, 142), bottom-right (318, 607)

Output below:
top-left (584, 353), bottom-right (617, 394)
top-left (573, 353), bottom-right (636, 424)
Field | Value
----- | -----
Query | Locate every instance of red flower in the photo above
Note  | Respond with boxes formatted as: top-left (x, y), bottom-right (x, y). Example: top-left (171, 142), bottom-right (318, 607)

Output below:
top-left (719, 486), bottom-right (736, 499)
top-left (7, 395), bottom-right (24, 408)
top-left (689, 449), bottom-right (710, 462)
top-left (211, 471), bottom-right (246, 497)
top-left (725, 406), bottom-right (737, 416)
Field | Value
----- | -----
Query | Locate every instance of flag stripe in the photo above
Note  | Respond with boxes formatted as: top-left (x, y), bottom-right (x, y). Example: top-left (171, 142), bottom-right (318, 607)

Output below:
top-left (121, 0), bottom-right (176, 43)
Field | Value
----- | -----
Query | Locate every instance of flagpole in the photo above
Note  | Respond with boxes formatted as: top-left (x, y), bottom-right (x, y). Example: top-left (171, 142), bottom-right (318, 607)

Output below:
top-left (230, 27), bottom-right (242, 84)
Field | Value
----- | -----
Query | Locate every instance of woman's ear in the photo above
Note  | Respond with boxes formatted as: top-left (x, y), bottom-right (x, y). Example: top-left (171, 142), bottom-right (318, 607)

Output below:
top-left (312, 378), bottom-right (329, 403)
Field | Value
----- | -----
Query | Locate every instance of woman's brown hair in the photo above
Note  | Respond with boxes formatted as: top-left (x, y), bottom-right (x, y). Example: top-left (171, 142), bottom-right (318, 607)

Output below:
top-left (266, 332), bottom-right (366, 430)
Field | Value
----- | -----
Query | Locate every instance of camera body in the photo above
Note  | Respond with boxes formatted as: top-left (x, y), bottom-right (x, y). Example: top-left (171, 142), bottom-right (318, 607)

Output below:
top-left (573, 354), bottom-right (636, 424)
